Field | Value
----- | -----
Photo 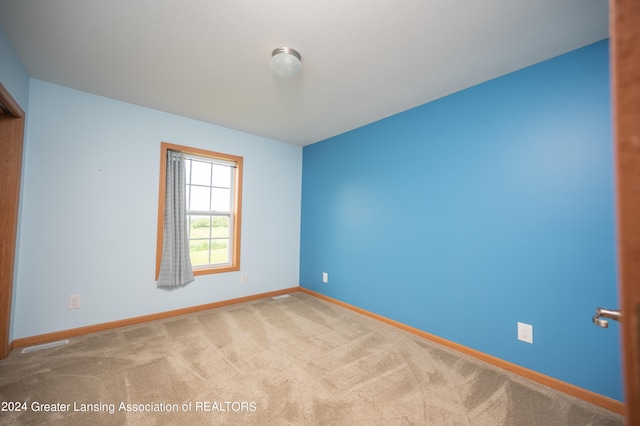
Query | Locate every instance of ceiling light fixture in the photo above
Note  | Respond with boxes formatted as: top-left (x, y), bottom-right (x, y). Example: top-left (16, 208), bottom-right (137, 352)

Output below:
top-left (270, 47), bottom-right (302, 78)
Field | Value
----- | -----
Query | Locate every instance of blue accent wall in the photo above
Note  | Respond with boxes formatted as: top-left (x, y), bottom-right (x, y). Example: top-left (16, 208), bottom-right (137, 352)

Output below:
top-left (300, 40), bottom-right (621, 401)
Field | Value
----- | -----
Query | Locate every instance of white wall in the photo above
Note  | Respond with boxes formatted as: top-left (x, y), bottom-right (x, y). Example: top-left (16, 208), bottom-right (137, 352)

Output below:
top-left (0, 27), bottom-right (28, 110)
top-left (13, 79), bottom-right (302, 339)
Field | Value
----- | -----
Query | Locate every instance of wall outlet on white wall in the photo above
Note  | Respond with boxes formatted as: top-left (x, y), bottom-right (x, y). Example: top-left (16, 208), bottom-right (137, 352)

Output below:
top-left (68, 294), bottom-right (81, 310)
top-left (240, 273), bottom-right (248, 284)
top-left (517, 322), bottom-right (533, 344)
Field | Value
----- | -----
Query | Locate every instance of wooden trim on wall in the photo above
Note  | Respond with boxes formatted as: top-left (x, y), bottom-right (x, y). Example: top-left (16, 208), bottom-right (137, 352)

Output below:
top-left (11, 285), bottom-right (625, 416)
top-left (298, 288), bottom-right (625, 415)
top-left (155, 143), bottom-right (168, 279)
top-left (0, 82), bottom-right (25, 118)
top-left (0, 82), bottom-right (25, 360)
top-left (12, 287), bottom-right (298, 349)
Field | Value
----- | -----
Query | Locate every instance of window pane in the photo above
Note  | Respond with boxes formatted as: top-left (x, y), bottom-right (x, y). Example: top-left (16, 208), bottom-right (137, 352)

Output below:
top-left (189, 185), bottom-right (211, 211)
top-left (212, 188), bottom-right (231, 211)
top-left (210, 239), bottom-right (229, 264)
top-left (190, 160), bottom-right (211, 186)
top-left (189, 215), bottom-right (211, 239)
top-left (185, 159), bottom-right (191, 184)
top-left (189, 240), bottom-right (210, 266)
top-left (211, 216), bottom-right (229, 238)
top-left (212, 164), bottom-right (231, 188)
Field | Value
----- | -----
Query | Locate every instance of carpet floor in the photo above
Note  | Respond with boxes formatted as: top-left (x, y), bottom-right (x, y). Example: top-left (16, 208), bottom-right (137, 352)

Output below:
top-left (0, 292), bottom-right (623, 425)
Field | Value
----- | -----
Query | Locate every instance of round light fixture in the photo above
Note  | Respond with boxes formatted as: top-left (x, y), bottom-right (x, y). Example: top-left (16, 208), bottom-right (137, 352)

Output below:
top-left (270, 47), bottom-right (302, 78)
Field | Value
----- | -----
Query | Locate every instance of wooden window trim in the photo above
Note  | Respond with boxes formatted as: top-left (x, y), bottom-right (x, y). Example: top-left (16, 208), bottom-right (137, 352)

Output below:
top-left (155, 142), bottom-right (243, 279)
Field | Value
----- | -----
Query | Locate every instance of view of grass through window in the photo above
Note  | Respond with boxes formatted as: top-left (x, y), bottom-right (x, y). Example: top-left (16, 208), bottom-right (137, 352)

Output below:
top-left (189, 215), bottom-right (229, 266)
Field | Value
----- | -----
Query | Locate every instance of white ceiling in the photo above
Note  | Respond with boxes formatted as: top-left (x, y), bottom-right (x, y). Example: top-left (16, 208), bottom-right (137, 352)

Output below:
top-left (0, 0), bottom-right (609, 146)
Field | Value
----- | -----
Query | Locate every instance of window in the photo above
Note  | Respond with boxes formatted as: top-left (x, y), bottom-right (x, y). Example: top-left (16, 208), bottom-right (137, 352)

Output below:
top-left (156, 142), bottom-right (243, 277)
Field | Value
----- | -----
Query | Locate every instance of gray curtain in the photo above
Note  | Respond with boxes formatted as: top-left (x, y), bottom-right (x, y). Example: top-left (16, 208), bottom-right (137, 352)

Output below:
top-left (157, 150), bottom-right (194, 287)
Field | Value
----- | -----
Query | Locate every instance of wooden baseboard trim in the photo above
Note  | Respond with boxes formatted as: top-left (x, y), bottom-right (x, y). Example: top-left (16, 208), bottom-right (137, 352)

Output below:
top-left (11, 287), bottom-right (299, 349)
top-left (9, 286), bottom-right (624, 416)
top-left (298, 287), bottom-right (625, 416)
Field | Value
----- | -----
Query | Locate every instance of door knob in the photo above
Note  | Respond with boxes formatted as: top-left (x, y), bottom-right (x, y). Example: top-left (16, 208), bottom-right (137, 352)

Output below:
top-left (592, 307), bottom-right (621, 328)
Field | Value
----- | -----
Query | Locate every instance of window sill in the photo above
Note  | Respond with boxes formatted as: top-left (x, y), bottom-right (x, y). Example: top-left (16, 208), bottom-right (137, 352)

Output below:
top-left (193, 265), bottom-right (240, 276)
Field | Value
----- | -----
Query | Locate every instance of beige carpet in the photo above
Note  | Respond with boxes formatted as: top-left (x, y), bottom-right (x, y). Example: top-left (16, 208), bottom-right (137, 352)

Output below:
top-left (0, 292), bottom-right (623, 425)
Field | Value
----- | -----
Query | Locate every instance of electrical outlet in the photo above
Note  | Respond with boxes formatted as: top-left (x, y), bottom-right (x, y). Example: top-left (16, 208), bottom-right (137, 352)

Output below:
top-left (322, 272), bottom-right (328, 283)
top-left (517, 322), bottom-right (533, 344)
top-left (68, 294), bottom-right (81, 310)
top-left (240, 273), bottom-right (248, 284)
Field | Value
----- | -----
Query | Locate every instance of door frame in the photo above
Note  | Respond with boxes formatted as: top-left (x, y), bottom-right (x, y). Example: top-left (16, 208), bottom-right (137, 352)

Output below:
top-left (612, 0), bottom-right (640, 422)
top-left (0, 82), bottom-right (25, 360)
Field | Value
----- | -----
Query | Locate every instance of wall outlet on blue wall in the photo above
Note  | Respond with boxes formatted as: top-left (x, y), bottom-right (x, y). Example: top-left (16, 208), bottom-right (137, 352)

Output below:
top-left (517, 322), bottom-right (533, 344)
top-left (322, 272), bottom-right (328, 283)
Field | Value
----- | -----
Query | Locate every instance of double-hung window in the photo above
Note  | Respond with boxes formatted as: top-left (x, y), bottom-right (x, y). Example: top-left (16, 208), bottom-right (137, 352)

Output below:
top-left (156, 142), bottom-right (243, 277)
